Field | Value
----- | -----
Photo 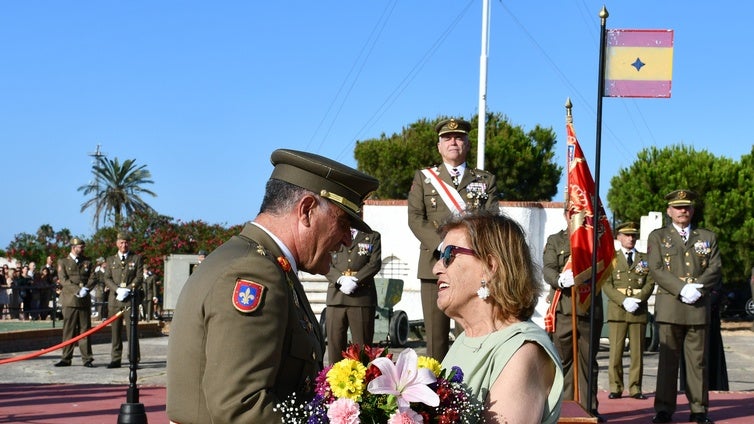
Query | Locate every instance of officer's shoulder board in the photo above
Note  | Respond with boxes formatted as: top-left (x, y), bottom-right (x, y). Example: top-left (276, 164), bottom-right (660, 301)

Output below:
top-left (231, 239), bottom-right (294, 313)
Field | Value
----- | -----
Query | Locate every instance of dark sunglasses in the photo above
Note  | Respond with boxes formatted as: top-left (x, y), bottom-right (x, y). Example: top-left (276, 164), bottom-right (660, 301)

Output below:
top-left (439, 245), bottom-right (476, 267)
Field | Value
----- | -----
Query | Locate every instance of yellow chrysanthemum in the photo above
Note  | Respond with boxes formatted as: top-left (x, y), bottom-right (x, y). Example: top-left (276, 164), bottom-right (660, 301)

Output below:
top-left (417, 356), bottom-right (442, 377)
top-left (326, 359), bottom-right (367, 401)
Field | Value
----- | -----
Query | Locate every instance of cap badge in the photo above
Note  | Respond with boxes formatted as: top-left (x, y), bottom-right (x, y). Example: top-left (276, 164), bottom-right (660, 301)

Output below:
top-left (232, 279), bottom-right (264, 313)
top-left (678, 191), bottom-right (687, 199)
top-left (448, 121), bottom-right (458, 130)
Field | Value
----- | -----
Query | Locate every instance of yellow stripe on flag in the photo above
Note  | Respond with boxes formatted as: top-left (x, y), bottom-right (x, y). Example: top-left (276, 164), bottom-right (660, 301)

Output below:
top-left (606, 46), bottom-right (673, 81)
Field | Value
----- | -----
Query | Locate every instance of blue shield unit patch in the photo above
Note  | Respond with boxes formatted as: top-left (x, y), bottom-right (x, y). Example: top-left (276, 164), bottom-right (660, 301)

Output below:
top-left (232, 279), bottom-right (264, 313)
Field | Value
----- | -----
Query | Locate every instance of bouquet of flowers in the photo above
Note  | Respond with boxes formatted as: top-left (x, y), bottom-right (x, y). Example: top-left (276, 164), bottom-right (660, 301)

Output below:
top-left (275, 344), bottom-right (483, 423)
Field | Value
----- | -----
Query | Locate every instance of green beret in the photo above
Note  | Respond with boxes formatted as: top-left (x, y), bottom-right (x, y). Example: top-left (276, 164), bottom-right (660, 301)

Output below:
top-left (270, 149), bottom-right (379, 232)
top-left (616, 221), bottom-right (639, 235)
top-left (435, 118), bottom-right (471, 136)
top-left (664, 189), bottom-right (697, 207)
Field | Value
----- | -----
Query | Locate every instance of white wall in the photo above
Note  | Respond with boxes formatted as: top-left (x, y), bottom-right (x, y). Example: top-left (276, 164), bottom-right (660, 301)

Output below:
top-left (363, 201), bottom-right (567, 327)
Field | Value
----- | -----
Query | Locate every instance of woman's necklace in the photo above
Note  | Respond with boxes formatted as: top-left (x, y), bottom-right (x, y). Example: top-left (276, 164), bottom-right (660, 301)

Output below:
top-left (461, 331), bottom-right (494, 353)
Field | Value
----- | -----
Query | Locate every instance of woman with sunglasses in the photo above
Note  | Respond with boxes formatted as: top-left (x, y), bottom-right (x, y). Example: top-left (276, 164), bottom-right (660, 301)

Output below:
top-left (435, 211), bottom-right (563, 424)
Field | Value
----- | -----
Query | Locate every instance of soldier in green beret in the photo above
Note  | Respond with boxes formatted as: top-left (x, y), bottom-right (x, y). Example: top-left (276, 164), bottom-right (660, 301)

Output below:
top-left (602, 222), bottom-right (654, 400)
top-left (54, 237), bottom-right (98, 367)
top-left (408, 117), bottom-right (500, 361)
top-left (648, 189), bottom-right (720, 424)
top-left (167, 149), bottom-right (379, 423)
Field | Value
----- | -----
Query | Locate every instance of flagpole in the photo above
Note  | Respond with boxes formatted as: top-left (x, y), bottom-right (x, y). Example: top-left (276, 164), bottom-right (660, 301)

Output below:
top-left (565, 99), bottom-right (580, 404)
top-left (476, 0), bottom-right (490, 170)
top-left (586, 6), bottom-right (609, 414)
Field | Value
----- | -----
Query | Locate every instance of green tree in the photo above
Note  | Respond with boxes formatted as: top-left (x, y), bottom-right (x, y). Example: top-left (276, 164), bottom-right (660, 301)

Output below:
top-left (354, 112), bottom-right (561, 200)
top-left (77, 156), bottom-right (157, 229)
top-left (607, 144), bottom-right (743, 282)
top-left (6, 225), bottom-right (74, 267)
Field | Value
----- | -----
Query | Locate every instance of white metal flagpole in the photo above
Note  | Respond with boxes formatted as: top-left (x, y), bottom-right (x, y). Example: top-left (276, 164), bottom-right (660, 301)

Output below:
top-left (476, 0), bottom-right (490, 170)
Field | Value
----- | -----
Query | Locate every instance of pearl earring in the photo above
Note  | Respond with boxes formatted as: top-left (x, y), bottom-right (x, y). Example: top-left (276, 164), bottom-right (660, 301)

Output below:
top-left (477, 279), bottom-right (490, 300)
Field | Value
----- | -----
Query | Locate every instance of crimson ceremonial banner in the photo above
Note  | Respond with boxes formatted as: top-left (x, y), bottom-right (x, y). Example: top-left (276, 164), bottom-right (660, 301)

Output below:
top-left (565, 122), bottom-right (615, 313)
top-left (604, 29), bottom-right (674, 98)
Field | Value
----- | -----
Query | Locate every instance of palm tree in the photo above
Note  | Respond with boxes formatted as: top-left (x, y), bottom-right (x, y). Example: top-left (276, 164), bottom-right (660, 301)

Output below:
top-left (78, 156), bottom-right (157, 228)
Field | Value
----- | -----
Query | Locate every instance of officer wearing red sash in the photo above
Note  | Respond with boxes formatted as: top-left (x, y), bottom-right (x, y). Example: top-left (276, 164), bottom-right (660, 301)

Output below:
top-left (407, 118), bottom-right (499, 361)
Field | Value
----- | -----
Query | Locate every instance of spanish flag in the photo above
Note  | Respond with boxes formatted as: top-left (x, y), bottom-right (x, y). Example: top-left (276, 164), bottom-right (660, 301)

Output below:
top-left (565, 121), bottom-right (615, 313)
top-left (604, 29), bottom-right (674, 98)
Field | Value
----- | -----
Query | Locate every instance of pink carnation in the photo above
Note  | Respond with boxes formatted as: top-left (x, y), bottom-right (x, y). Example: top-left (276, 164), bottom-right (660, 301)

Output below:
top-left (388, 408), bottom-right (424, 424)
top-left (327, 398), bottom-right (361, 424)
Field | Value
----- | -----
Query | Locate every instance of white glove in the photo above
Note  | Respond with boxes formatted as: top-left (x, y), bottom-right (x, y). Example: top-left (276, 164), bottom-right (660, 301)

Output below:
top-left (558, 270), bottom-right (575, 288)
top-left (680, 283), bottom-right (703, 304)
top-left (337, 276), bottom-right (359, 295)
top-left (116, 287), bottom-right (131, 302)
top-left (76, 287), bottom-right (89, 298)
top-left (622, 297), bottom-right (640, 313)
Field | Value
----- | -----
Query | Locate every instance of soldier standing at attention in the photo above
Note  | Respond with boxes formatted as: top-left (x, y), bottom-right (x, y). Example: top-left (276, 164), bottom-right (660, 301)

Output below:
top-left (542, 222), bottom-right (605, 422)
top-left (104, 231), bottom-right (144, 369)
top-left (166, 149), bottom-right (379, 423)
top-left (324, 225), bottom-right (382, 365)
top-left (54, 237), bottom-right (97, 367)
top-left (407, 118), bottom-right (499, 361)
top-left (602, 222), bottom-right (655, 400)
top-left (649, 190), bottom-right (720, 424)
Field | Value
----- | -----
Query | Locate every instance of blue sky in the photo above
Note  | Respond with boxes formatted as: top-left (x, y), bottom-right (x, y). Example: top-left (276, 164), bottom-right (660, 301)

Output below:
top-left (1, 1), bottom-right (751, 249)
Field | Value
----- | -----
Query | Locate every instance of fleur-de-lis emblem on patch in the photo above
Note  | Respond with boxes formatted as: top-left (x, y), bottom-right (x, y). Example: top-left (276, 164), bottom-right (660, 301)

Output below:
top-left (239, 287), bottom-right (255, 305)
top-left (233, 279), bottom-right (264, 313)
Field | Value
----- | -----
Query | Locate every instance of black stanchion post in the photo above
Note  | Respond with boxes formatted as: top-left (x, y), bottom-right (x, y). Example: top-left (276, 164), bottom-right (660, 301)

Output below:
top-left (117, 286), bottom-right (148, 424)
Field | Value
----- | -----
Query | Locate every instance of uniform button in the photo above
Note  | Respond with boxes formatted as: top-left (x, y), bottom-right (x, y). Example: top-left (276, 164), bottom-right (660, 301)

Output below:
top-left (311, 352), bottom-right (316, 360)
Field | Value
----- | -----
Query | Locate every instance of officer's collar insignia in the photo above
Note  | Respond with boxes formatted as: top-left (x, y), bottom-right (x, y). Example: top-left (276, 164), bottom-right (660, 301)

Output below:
top-left (232, 279), bottom-right (264, 313)
top-left (277, 256), bottom-right (291, 272)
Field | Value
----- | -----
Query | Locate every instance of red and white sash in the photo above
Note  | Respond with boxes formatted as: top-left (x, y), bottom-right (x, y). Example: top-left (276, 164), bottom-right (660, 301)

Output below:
top-left (421, 167), bottom-right (466, 214)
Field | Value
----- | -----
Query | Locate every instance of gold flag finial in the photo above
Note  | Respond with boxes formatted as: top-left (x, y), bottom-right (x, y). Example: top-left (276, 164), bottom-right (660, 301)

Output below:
top-left (565, 97), bottom-right (573, 124)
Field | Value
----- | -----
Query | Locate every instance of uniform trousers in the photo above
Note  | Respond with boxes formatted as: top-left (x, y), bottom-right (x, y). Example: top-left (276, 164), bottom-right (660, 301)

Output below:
top-left (325, 305), bottom-right (375, 365)
top-left (655, 323), bottom-right (708, 415)
top-left (420, 279), bottom-right (450, 361)
top-left (111, 309), bottom-right (141, 363)
top-left (552, 312), bottom-right (601, 411)
top-left (608, 320), bottom-right (646, 395)
top-left (60, 306), bottom-right (94, 363)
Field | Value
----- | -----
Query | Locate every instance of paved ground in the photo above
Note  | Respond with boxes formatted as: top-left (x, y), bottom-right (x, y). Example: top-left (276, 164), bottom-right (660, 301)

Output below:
top-left (0, 321), bottom-right (752, 423)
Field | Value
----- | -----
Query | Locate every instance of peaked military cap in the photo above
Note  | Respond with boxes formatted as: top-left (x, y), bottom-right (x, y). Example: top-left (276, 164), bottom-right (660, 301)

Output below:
top-left (616, 221), bottom-right (639, 235)
top-left (664, 189), bottom-right (697, 207)
top-left (117, 231), bottom-right (132, 241)
top-left (435, 118), bottom-right (472, 136)
top-left (270, 149), bottom-right (379, 232)
top-left (70, 237), bottom-right (85, 246)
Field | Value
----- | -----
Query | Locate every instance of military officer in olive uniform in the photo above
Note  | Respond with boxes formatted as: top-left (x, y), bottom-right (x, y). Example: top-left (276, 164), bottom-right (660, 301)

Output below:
top-left (166, 149), bottom-right (379, 423)
top-left (543, 224), bottom-right (605, 421)
top-left (602, 222), bottom-right (655, 400)
top-left (104, 231), bottom-right (144, 368)
top-left (649, 190), bottom-right (720, 424)
top-left (325, 227), bottom-right (382, 364)
top-left (407, 118), bottom-right (499, 361)
top-left (54, 237), bottom-right (97, 367)
top-left (142, 265), bottom-right (157, 322)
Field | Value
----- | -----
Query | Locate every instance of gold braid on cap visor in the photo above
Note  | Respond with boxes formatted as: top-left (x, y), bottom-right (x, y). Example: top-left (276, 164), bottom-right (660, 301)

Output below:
top-left (320, 190), bottom-right (360, 214)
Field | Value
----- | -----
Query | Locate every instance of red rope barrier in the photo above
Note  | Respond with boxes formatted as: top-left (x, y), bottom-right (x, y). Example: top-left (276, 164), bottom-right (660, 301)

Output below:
top-left (0, 310), bottom-right (125, 365)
